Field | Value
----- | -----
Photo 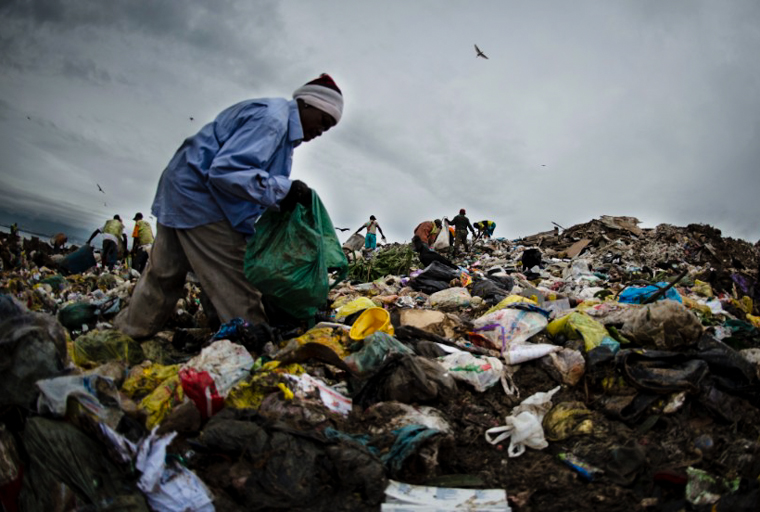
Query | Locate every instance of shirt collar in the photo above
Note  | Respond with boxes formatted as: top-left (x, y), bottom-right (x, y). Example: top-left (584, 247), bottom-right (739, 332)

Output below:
top-left (287, 99), bottom-right (304, 146)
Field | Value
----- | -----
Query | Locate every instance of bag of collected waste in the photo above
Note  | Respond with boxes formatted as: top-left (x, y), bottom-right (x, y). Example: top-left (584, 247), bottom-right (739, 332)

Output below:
top-left (0, 312), bottom-right (68, 408)
top-left (72, 329), bottom-right (145, 367)
top-left (485, 386), bottom-right (560, 457)
top-left (353, 354), bottom-right (458, 408)
top-left (431, 219), bottom-right (450, 251)
top-left (438, 352), bottom-right (506, 392)
top-left (546, 311), bottom-right (620, 352)
top-left (408, 261), bottom-right (459, 295)
top-left (343, 233), bottom-right (365, 252)
top-left (619, 300), bottom-right (703, 349)
top-left (244, 191), bottom-right (348, 320)
top-left (429, 287), bottom-right (472, 310)
top-left (57, 243), bottom-right (97, 275)
top-left (344, 331), bottom-right (414, 375)
top-left (20, 417), bottom-right (149, 511)
top-left (198, 409), bottom-right (387, 510)
top-left (471, 303), bottom-right (550, 353)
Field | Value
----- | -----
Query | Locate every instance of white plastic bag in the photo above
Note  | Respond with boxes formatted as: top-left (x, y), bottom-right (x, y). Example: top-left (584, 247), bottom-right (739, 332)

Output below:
top-left (485, 386), bottom-right (560, 457)
top-left (438, 352), bottom-right (506, 392)
top-left (472, 308), bottom-right (549, 352)
top-left (182, 339), bottom-right (254, 396)
top-left (429, 287), bottom-right (471, 310)
top-left (432, 219), bottom-right (450, 250)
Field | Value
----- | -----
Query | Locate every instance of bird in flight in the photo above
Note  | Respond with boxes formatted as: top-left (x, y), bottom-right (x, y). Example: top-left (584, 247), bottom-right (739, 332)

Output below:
top-left (474, 44), bottom-right (489, 59)
top-left (335, 227), bottom-right (350, 232)
top-left (97, 183), bottom-right (105, 193)
top-left (190, 117), bottom-right (194, 121)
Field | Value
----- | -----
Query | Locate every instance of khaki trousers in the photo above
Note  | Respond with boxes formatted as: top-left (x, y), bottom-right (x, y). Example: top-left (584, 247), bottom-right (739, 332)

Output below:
top-left (114, 221), bottom-right (266, 339)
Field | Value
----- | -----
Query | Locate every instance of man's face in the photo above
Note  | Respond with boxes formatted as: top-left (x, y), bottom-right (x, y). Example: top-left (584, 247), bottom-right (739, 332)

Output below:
top-left (298, 101), bottom-right (337, 142)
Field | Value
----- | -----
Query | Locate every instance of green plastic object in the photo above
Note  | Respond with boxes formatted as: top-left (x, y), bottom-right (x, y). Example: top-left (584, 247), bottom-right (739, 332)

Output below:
top-left (244, 191), bottom-right (348, 320)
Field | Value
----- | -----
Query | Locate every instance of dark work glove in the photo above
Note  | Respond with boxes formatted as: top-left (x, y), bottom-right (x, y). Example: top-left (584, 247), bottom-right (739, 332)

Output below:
top-left (279, 180), bottom-right (312, 212)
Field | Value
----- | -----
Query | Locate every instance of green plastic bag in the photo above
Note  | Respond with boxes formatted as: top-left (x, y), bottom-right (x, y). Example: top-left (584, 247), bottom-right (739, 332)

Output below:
top-left (244, 191), bottom-right (348, 319)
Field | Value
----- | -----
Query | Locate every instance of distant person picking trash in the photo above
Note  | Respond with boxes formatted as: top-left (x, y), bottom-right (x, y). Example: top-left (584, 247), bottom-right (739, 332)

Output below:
top-left (354, 215), bottom-right (386, 250)
top-left (451, 209), bottom-right (475, 255)
top-left (114, 74), bottom-right (344, 339)
top-left (87, 215), bottom-right (128, 270)
top-left (474, 220), bottom-right (496, 240)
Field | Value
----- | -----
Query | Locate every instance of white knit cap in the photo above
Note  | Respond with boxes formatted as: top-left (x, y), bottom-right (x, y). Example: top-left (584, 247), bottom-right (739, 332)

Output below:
top-left (292, 73), bottom-right (343, 123)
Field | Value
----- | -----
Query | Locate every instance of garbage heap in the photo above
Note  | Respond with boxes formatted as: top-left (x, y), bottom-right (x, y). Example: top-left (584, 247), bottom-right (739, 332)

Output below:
top-left (1, 215), bottom-right (759, 512)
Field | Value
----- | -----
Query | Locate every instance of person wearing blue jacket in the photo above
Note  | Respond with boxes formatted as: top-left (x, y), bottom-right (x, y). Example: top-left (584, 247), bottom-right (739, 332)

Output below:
top-left (115, 74), bottom-right (344, 339)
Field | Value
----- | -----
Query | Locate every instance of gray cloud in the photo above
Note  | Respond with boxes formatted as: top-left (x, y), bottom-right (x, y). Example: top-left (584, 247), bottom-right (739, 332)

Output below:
top-left (1, 0), bottom-right (760, 246)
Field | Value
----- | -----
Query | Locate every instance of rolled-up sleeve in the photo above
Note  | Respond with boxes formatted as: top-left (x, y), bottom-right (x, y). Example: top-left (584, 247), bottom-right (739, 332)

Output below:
top-left (207, 113), bottom-right (292, 209)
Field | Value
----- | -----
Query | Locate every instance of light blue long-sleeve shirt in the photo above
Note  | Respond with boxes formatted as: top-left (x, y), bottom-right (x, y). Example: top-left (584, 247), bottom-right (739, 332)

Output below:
top-left (152, 98), bottom-right (303, 235)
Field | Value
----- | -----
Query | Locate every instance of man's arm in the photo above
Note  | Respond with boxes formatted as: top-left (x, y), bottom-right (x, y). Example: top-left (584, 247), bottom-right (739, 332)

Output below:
top-left (377, 225), bottom-right (386, 239)
top-left (86, 229), bottom-right (100, 245)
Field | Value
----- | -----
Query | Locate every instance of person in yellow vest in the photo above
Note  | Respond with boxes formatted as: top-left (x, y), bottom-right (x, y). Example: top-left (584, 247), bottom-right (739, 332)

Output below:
top-left (130, 212), bottom-right (155, 273)
top-left (474, 220), bottom-right (496, 239)
top-left (86, 214), bottom-right (127, 270)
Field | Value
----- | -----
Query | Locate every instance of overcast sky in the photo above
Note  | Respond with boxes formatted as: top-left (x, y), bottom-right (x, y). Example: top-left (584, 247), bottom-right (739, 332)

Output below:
top-left (1, 0), bottom-right (759, 245)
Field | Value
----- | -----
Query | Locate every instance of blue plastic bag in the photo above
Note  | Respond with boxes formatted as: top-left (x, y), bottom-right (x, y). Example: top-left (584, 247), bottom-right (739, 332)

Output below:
top-left (244, 191), bottom-right (348, 319)
top-left (618, 283), bottom-right (682, 304)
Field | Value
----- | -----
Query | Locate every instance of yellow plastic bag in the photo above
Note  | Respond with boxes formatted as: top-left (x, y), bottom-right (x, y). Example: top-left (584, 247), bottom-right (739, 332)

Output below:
top-left (692, 280), bottom-right (713, 298)
top-left (682, 296), bottom-right (713, 316)
top-left (334, 296), bottom-right (376, 320)
top-left (294, 326), bottom-right (350, 358)
top-left (546, 312), bottom-right (613, 352)
top-left (543, 401), bottom-right (596, 442)
top-left (122, 362), bottom-right (179, 400)
top-left (747, 313), bottom-right (760, 329)
top-left (731, 296), bottom-right (753, 315)
top-left (72, 329), bottom-right (144, 367)
top-left (225, 362), bottom-right (303, 410)
top-left (139, 375), bottom-right (184, 429)
top-left (484, 295), bottom-right (538, 316)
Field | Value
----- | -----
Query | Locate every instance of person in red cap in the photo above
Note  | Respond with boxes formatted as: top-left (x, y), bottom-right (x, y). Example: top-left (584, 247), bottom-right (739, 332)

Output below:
top-left (450, 208), bottom-right (475, 255)
top-left (115, 74), bottom-right (344, 339)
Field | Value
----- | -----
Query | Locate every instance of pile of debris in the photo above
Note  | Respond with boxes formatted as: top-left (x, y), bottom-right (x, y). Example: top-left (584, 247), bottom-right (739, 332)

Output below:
top-left (1, 215), bottom-right (759, 511)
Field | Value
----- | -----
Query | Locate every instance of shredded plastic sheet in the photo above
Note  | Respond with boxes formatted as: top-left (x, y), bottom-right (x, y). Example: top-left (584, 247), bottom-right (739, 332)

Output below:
top-left (383, 479), bottom-right (510, 511)
top-left (284, 372), bottom-right (352, 416)
top-left (132, 429), bottom-right (214, 512)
